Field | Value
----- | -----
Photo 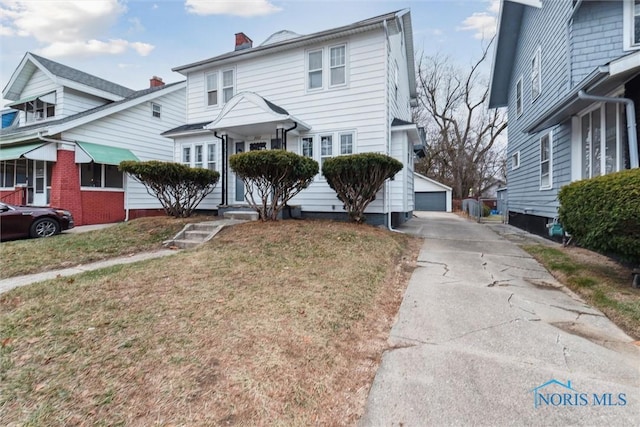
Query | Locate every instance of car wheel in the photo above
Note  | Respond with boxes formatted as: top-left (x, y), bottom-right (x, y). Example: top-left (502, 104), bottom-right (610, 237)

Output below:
top-left (30, 218), bottom-right (60, 238)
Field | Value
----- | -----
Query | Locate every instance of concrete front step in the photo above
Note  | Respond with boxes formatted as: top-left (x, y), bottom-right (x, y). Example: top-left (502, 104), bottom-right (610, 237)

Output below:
top-left (163, 219), bottom-right (248, 249)
top-left (184, 230), bottom-right (214, 241)
top-left (223, 210), bottom-right (259, 221)
top-left (166, 239), bottom-right (201, 249)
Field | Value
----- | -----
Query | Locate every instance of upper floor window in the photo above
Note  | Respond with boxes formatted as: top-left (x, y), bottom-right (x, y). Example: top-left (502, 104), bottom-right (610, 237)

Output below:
top-left (151, 102), bottom-right (161, 118)
top-left (623, 0), bottom-right (640, 49)
top-left (223, 70), bottom-right (234, 103)
top-left (531, 48), bottom-right (541, 101)
top-left (206, 72), bottom-right (218, 106)
top-left (330, 45), bottom-right (346, 87)
top-left (308, 49), bottom-right (323, 90)
top-left (516, 77), bottom-right (523, 117)
top-left (512, 151), bottom-right (521, 170)
top-left (540, 132), bottom-right (552, 189)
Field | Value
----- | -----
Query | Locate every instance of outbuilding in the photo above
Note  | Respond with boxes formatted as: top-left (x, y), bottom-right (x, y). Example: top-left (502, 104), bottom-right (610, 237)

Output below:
top-left (413, 172), bottom-right (452, 212)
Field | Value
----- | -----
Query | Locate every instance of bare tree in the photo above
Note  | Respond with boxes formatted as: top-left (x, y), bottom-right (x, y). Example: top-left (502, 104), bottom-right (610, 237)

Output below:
top-left (414, 40), bottom-right (507, 199)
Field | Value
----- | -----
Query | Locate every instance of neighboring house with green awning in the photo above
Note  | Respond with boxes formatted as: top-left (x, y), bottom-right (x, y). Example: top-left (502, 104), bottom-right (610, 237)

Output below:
top-left (1, 52), bottom-right (185, 225)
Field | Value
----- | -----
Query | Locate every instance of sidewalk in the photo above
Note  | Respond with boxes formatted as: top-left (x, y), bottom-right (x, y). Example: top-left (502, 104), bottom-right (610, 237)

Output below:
top-left (360, 212), bottom-right (640, 426)
top-left (0, 250), bottom-right (176, 294)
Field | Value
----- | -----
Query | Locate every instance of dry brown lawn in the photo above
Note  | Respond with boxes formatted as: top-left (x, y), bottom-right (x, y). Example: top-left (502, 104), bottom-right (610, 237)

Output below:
top-left (0, 220), bottom-right (419, 426)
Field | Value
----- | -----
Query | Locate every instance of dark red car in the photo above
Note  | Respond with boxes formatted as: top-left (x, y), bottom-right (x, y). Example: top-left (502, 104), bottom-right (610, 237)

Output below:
top-left (0, 202), bottom-right (74, 241)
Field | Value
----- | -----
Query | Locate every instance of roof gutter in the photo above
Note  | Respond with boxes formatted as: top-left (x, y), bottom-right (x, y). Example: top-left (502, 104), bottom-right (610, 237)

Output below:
top-left (577, 90), bottom-right (639, 169)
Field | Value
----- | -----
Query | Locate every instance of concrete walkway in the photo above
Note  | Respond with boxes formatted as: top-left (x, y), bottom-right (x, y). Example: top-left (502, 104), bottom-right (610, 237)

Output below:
top-left (360, 212), bottom-right (640, 426)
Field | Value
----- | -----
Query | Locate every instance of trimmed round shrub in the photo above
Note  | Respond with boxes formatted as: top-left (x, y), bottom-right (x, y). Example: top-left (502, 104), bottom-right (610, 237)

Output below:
top-left (322, 153), bottom-right (403, 223)
top-left (229, 150), bottom-right (318, 221)
top-left (558, 169), bottom-right (640, 263)
top-left (120, 160), bottom-right (220, 218)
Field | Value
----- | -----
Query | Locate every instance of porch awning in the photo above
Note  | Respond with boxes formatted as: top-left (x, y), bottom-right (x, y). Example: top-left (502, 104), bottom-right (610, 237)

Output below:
top-left (0, 142), bottom-right (51, 161)
top-left (75, 141), bottom-right (139, 165)
top-left (5, 92), bottom-right (56, 110)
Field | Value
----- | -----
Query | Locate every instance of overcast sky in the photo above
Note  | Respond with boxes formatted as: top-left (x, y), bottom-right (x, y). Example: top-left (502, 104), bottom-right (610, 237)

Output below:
top-left (1, 0), bottom-right (500, 103)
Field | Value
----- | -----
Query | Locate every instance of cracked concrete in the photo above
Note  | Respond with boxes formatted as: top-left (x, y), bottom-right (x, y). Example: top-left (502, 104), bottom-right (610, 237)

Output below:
top-left (360, 212), bottom-right (640, 427)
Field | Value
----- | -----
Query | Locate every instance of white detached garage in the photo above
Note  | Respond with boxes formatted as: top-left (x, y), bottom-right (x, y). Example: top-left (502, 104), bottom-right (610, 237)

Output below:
top-left (414, 173), bottom-right (452, 212)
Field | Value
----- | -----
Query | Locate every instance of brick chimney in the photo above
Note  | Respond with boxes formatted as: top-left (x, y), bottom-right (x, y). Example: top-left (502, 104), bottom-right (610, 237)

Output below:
top-left (235, 32), bottom-right (253, 51)
top-left (150, 76), bottom-right (164, 88)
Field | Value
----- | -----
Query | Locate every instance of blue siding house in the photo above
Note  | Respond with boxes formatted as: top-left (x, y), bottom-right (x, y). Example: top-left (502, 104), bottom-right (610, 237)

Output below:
top-left (489, 0), bottom-right (640, 236)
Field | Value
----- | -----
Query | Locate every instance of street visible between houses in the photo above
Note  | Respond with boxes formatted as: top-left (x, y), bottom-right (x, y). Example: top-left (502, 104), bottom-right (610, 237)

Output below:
top-left (360, 212), bottom-right (640, 426)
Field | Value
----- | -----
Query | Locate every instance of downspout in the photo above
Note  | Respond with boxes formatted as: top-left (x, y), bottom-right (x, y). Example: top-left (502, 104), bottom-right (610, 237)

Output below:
top-left (383, 18), bottom-right (402, 233)
top-left (283, 122), bottom-right (297, 151)
top-left (577, 90), bottom-right (639, 168)
top-left (214, 131), bottom-right (227, 206)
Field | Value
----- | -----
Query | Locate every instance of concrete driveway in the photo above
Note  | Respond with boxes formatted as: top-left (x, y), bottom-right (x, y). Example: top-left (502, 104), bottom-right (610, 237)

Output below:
top-left (360, 212), bottom-right (640, 426)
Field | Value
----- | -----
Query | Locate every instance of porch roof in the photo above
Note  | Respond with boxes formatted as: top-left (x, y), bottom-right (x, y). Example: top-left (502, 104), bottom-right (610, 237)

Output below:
top-left (5, 91), bottom-right (56, 110)
top-left (75, 141), bottom-right (139, 165)
top-left (204, 92), bottom-right (310, 137)
top-left (0, 142), bottom-right (45, 161)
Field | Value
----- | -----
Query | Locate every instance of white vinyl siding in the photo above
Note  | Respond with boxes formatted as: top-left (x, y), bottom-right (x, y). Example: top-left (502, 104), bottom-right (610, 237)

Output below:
top-left (540, 132), bottom-right (552, 189)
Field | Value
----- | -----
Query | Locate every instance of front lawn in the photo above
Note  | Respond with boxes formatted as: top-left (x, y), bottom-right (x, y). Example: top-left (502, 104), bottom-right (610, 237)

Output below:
top-left (0, 220), bottom-right (418, 425)
top-left (0, 216), bottom-right (205, 279)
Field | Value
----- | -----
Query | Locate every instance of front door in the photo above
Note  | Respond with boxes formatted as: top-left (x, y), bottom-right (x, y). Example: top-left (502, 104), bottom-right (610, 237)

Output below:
top-left (26, 160), bottom-right (48, 206)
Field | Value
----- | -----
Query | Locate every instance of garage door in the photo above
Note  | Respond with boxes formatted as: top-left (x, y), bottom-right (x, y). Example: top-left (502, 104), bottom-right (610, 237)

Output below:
top-left (415, 191), bottom-right (446, 211)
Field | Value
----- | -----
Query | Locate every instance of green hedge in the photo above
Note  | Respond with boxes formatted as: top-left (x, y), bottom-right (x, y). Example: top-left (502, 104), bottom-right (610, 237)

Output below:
top-left (558, 169), bottom-right (640, 262)
top-left (322, 153), bottom-right (403, 223)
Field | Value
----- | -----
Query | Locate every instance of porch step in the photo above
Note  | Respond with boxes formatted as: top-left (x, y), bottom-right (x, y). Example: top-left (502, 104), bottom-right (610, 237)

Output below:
top-left (223, 210), bottom-right (259, 221)
top-left (162, 219), bottom-right (247, 249)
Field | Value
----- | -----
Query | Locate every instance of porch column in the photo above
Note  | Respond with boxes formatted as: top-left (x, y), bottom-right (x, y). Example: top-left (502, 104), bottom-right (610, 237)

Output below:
top-left (50, 144), bottom-right (83, 224)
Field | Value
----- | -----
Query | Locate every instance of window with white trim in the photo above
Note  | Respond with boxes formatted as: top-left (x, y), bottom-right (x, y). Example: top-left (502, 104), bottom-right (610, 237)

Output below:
top-left (301, 137), bottom-right (313, 158)
top-left (207, 143), bottom-right (217, 171)
top-left (151, 102), bottom-right (161, 118)
top-left (516, 77), bottom-right (523, 117)
top-left (182, 146), bottom-right (191, 165)
top-left (540, 132), bottom-right (552, 189)
top-left (206, 72), bottom-right (218, 106)
top-left (330, 45), bottom-right (346, 87)
top-left (623, 0), bottom-right (640, 49)
top-left (320, 135), bottom-right (332, 168)
top-left (531, 47), bottom-right (541, 101)
top-left (512, 151), bottom-right (520, 170)
top-left (80, 163), bottom-right (123, 188)
top-left (308, 49), bottom-right (323, 90)
top-left (194, 144), bottom-right (203, 168)
top-left (580, 103), bottom-right (627, 179)
top-left (340, 132), bottom-right (353, 154)
top-left (222, 70), bottom-right (234, 103)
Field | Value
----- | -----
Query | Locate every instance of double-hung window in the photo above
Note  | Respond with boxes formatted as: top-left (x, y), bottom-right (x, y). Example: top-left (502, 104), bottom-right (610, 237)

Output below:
top-left (151, 102), bottom-right (161, 118)
top-left (330, 45), bottom-right (346, 87)
top-left (206, 72), bottom-right (218, 106)
top-left (207, 143), bottom-right (217, 171)
top-left (540, 133), bottom-right (552, 189)
top-left (516, 77), bottom-right (523, 117)
top-left (320, 135), bottom-right (332, 168)
top-left (308, 49), bottom-right (323, 90)
top-left (531, 48), bottom-right (541, 101)
top-left (182, 146), bottom-right (191, 165)
top-left (301, 137), bottom-right (313, 158)
top-left (340, 132), bottom-right (353, 154)
top-left (194, 145), bottom-right (203, 168)
top-left (623, 0), bottom-right (640, 49)
top-left (222, 70), bottom-right (234, 103)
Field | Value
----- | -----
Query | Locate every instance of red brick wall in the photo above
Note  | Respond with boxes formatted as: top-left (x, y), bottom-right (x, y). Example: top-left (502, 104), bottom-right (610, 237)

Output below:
top-left (0, 188), bottom-right (26, 205)
top-left (50, 149), bottom-right (83, 224)
top-left (81, 191), bottom-right (125, 225)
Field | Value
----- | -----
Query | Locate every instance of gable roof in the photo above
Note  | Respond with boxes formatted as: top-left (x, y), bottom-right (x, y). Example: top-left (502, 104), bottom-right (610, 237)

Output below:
top-left (0, 81), bottom-right (185, 143)
top-left (172, 9), bottom-right (417, 101)
top-left (3, 52), bottom-right (135, 102)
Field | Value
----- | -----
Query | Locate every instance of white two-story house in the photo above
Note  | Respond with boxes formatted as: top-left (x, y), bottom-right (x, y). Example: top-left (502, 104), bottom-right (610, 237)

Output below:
top-left (163, 10), bottom-right (424, 226)
top-left (1, 53), bottom-right (185, 225)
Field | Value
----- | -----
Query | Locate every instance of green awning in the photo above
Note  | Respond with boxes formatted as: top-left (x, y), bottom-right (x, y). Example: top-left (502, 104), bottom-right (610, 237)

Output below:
top-left (76, 141), bottom-right (139, 165)
top-left (0, 143), bottom-right (45, 161)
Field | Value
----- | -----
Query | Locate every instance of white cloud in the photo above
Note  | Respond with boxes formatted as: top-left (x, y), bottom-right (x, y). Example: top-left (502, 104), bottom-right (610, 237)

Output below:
top-left (0, 0), bottom-right (153, 58)
top-left (459, 0), bottom-right (499, 40)
top-left (185, 0), bottom-right (281, 17)
top-left (36, 39), bottom-right (154, 58)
